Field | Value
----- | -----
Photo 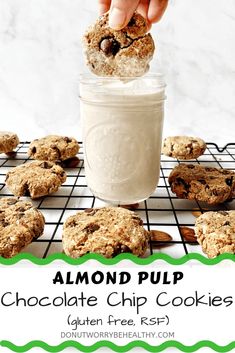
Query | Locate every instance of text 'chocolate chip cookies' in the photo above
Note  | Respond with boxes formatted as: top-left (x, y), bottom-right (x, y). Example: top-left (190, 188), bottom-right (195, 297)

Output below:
top-left (83, 12), bottom-right (155, 77)
top-left (0, 198), bottom-right (45, 258)
top-left (5, 161), bottom-right (67, 199)
top-left (62, 207), bottom-right (149, 258)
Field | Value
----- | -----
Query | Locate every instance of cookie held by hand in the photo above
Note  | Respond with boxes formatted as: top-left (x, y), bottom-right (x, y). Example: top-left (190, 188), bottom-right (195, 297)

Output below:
top-left (83, 12), bottom-right (155, 77)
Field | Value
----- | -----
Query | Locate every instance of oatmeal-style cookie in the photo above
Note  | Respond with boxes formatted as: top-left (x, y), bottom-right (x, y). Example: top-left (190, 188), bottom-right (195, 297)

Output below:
top-left (0, 131), bottom-right (19, 154)
top-left (195, 210), bottom-right (235, 258)
top-left (63, 207), bottom-right (149, 258)
top-left (5, 161), bottom-right (66, 199)
top-left (0, 197), bottom-right (45, 258)
top-left (28, 135), bottom-right (79, 162)
top-left (168, 164), bottom-right (235, 204)
top-left (162, 136), bottom-right (206, 160)
top-left (83, 12), bottom-right (155, 77)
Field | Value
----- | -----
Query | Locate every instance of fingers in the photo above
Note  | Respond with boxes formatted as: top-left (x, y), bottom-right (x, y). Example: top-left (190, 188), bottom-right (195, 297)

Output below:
top-left (148, 0), bottom-right (168, 23)
top-left (109, 0), bottom-right (140, 29)
top-left (98, 0), bottom-right (111, 15)
top-left (136, 0), bottom-right (149, 19)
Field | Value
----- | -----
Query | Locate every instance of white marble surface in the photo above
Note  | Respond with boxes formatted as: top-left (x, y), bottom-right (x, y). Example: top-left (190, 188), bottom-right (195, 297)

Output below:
top-left (0, 0), bottom-right (235, 145)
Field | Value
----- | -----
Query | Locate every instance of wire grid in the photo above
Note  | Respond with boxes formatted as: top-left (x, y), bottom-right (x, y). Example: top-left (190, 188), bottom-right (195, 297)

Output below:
top-left (0, 142), bottom-right (235, 258)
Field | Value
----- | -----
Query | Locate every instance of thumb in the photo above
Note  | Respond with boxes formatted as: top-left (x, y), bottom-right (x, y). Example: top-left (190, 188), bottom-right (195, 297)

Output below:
top-left (109, 0), bottom-right (140, 30)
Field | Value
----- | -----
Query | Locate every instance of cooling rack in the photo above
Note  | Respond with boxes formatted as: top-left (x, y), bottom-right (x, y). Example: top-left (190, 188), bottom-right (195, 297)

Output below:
top-left (0, 142), bottom-right (235, 258)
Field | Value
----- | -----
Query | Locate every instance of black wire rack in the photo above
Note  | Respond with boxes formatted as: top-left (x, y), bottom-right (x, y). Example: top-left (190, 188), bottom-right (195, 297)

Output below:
top-left (0, 142), bottom-right (235, 258)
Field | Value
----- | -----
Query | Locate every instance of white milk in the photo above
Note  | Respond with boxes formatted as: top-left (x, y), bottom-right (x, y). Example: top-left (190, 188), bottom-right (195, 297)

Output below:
top-left (80, 75), bottom-right (166, 204)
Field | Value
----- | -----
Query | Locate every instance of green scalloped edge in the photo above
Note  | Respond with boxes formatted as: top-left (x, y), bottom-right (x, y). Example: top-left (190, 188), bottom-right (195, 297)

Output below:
top-left (0, 252), bottom-right (234, 265)
top-left (0, 340), bottom-right (235, 352)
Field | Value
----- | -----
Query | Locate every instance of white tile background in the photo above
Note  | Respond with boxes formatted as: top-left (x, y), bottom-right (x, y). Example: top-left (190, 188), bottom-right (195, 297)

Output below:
top-left (0, 0), bottom-right (235, 144)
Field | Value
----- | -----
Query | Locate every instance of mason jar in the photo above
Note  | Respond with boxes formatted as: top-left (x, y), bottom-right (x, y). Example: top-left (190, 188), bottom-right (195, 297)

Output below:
top-left (79, 74), bottom-right (166, 204)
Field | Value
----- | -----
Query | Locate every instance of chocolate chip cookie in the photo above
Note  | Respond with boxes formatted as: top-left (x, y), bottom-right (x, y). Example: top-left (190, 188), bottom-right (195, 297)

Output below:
top-left (5, 161), bottom-right (66, 199)
top-left (28, 135), bottom-right (79, 162)
top-left (168, 164), bottom-right (235, 204)
top-left (162, 136), bottom-right (206, 160)
top-left (0, 131), bottom-right (19, 154)
top-left (195, 211), bottom-right (235, 258)
top-left (62, 207), bottom-right (149, 258)
top-left (83, 12), bottom-right (155, 77)
top-left (0, 197), bottom-right (45, 258)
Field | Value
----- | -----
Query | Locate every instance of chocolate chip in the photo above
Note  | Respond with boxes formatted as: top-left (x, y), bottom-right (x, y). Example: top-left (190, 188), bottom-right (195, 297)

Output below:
top-left (84, 208), bottom-right (97, 216)
top-left (84, 223), bottom-right (100, 234)
top-left (198, 179), bottom-right (207, 185)
top-left (60, 171), bottom-right (66, 178)
top-left (205, 167), bottom-right (213, 172)
top-left (217, 211), bottom-right (229, 216)
top-left (222, 170), bottom-right (231, 175)
top-left (62, 157), bottom-right (80, 168)
top-left (121, 203), bottom-right (139, 210)
top-left (7, 199), bottom-right (17, 205)
top-left (224, 221), bottom-right (230, 226)
top-left (63, 137), bottom-right (72, 144)
top-left (128, 18), bottom-right (136, 26)
top-left (176, 177), bottom-right (189, 190)
top-left (100, 37), bottom-right (120, 56)
top-left (187, 165), bottom-right (195, 169)
top-left (69, 220), bottom-right (77, 227)
top-left (51, 146), bottom-right (61, 159)
top-left (31, 147), bottom-right (36, 154)
top-left (132, 215), bottom-right (143, 225)
top-left (1, 220), bottom-right (9, 227)
top-left (225, 177), bottom-right (233, 187)
top-left (17, 207), bottom-right (26, 212)
top-left (23, 185), bottom-right (30, 196)
top-left (6, 151), bottom-right (17, 157)
top-left (40, 161), bottom-right (51, 169)
top-left (113, 244), bottom-right (131, 257)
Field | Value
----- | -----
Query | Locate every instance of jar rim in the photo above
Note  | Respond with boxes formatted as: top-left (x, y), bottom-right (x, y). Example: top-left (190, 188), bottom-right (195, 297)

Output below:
top-left (79, 72), bottom-right (166, 87)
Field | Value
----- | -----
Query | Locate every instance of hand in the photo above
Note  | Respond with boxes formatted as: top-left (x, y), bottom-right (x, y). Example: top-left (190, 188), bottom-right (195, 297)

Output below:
top-left (98, 0), bottom-right (168, 30)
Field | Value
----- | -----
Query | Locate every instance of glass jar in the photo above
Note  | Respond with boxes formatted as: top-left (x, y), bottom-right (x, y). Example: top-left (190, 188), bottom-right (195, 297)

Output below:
top-left (79, 74), bottom-right (166, 204)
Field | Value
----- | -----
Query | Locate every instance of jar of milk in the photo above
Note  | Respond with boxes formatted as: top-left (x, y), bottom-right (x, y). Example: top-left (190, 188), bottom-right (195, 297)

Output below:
top-left (79, 74), bottom-right (166, 204)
